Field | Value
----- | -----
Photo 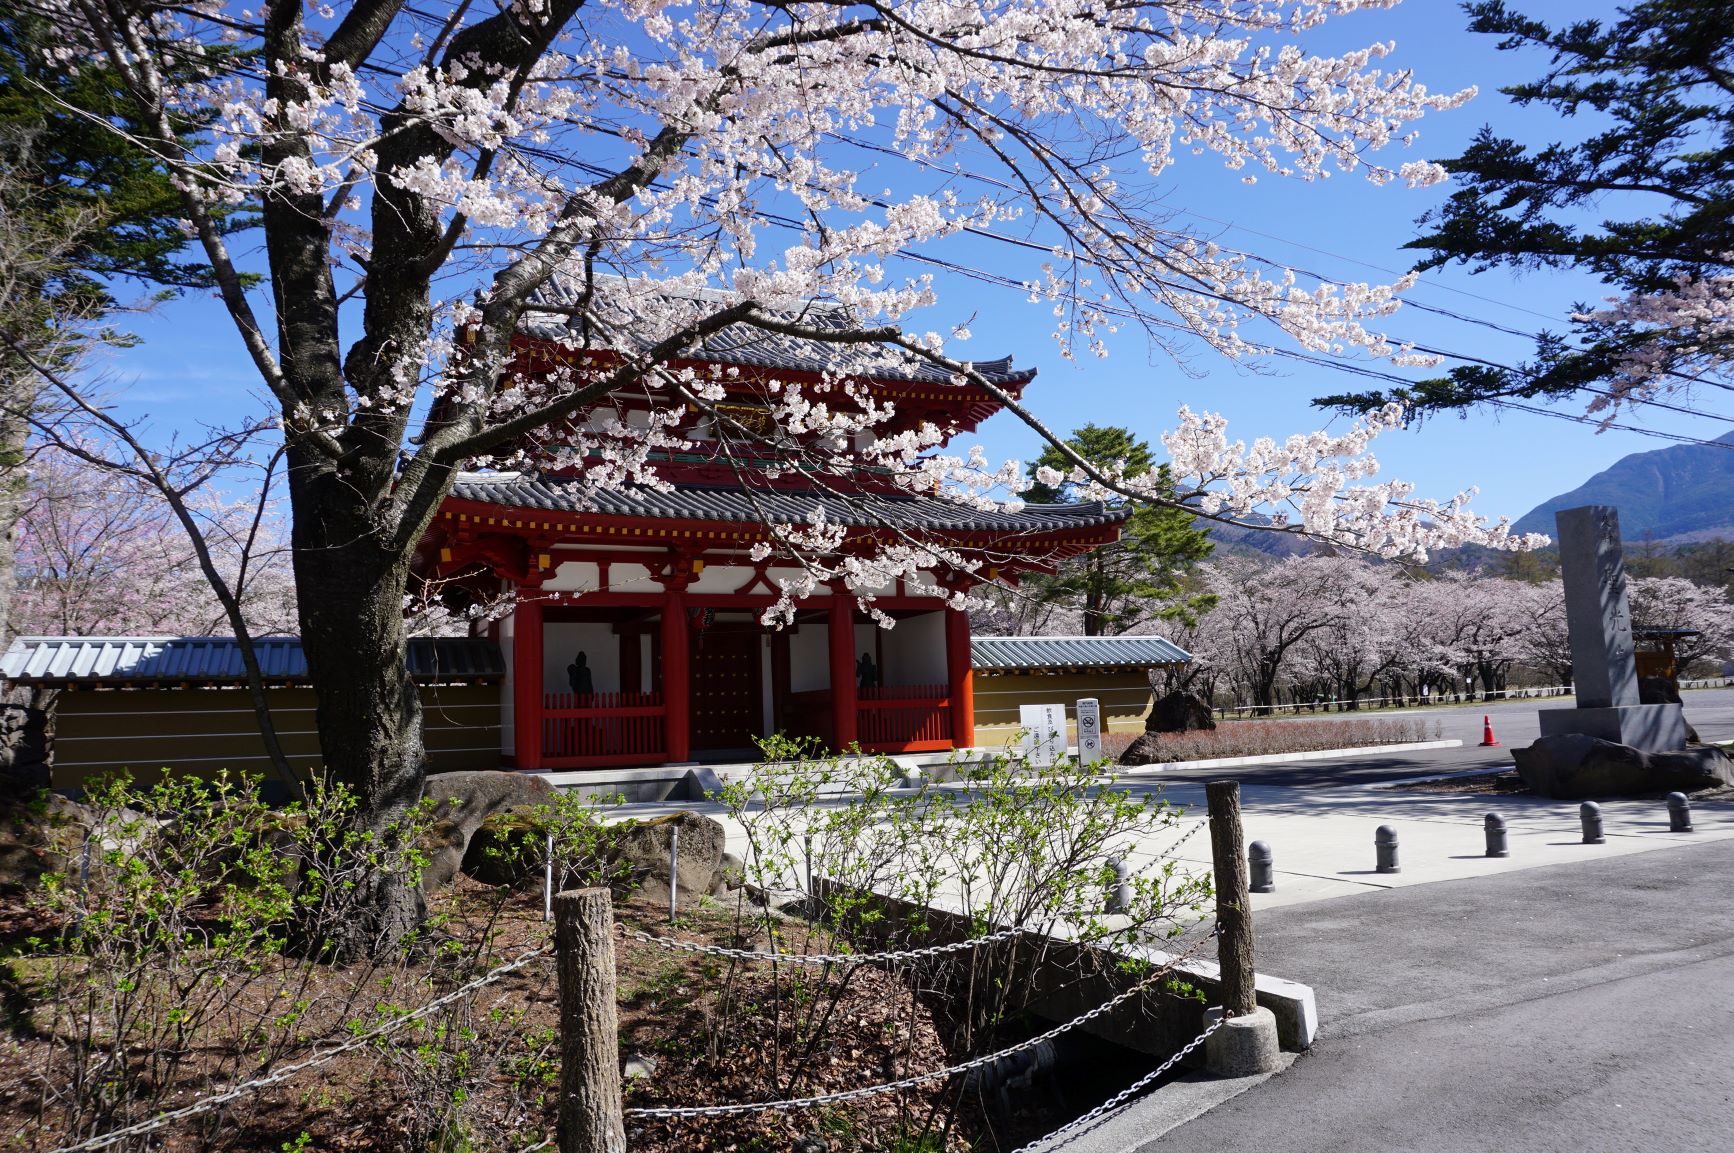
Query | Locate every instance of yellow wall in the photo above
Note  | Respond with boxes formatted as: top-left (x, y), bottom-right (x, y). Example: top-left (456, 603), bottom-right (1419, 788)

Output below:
top-left (50, 684), bottom-right (502, 791)
top-left (972, 671), bottom-right (1151, 750)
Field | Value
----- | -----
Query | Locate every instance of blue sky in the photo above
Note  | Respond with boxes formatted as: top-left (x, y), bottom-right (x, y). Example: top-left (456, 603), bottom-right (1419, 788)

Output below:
top-left (98, 0), bottom-right (1720, 528)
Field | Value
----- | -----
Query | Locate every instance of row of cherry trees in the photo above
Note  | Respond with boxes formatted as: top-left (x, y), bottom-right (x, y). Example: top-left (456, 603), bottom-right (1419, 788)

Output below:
top-left (1153, 555), bottom-right (1734, 713)
top-left (6, 448), bottom-right (296, 640)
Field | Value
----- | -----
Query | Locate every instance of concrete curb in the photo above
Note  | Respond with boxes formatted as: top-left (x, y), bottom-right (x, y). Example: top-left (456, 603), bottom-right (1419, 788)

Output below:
top-left (1114, 739), bottom-right (1464, 775)
top-left (1020, 1054), bottom-right (1298, 1153)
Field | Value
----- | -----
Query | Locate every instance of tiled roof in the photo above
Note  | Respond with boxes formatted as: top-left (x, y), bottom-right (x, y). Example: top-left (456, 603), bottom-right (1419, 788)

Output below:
top-left (0, 636), bottom-right (505, 686)
top-left (448, 473), bottom-right (1128, 534)
top-left (521, 276), bottom-right (1036, 387)
top-left (971, 634), bottom-right (1191, 672)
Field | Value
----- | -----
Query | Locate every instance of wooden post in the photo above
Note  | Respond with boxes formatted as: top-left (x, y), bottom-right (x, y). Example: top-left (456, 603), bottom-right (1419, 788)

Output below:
top-left (555, 888), bottom-right (626, 1153)
top-left (1206, 780), bottom-right (1257, 1017)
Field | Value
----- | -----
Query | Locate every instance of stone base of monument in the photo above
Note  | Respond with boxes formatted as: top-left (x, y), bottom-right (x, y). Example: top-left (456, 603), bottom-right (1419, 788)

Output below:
top-left (1511, 732), bottom-right (1734, 800)
top-left (1203, 1006), bottom-right (1281, 1077)
top-left (1538, 702), bottom-right (1686, 751)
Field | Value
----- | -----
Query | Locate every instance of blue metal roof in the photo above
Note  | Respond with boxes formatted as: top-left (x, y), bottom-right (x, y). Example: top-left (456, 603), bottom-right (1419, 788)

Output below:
top-left (0, 636), bottom-right (505, 686)
top-left (971, 634), bottom-right (1191, 672)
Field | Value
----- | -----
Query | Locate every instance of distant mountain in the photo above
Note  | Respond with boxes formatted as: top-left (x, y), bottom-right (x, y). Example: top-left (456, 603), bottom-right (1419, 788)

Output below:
top-left (1513, 428), bottom-right (1734, 544)
top-left (1198, 517), bottom-right (1322, 559)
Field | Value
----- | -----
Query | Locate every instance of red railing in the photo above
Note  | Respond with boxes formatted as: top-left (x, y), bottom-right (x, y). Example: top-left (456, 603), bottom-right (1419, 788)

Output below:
top-left (858, 683), bottom-right (951, 752)
top-left (542, 691), bottom-right (665, 766)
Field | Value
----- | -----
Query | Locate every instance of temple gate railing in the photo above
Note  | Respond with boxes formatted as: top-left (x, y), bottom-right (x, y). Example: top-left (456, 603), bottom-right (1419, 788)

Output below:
top-left (542, 691), bottom-right (667, 767)
top-left (856, 683), bottom-right (952, 752)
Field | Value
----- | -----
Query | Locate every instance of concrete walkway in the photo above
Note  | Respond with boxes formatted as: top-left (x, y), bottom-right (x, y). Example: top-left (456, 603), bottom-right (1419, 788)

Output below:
top-left (1134, 838), bottom-right (1734, 1152)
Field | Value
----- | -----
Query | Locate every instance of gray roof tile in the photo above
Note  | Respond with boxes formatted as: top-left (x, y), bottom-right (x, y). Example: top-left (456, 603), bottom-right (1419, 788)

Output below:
top-left (971, 634), bottom-right (1191, 672)
top-left (449, 474), bottom-right (1127, 533)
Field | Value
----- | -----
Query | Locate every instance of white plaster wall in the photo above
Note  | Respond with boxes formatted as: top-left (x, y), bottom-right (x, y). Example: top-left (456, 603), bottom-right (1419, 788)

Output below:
top-left (687, 564), bottom-right (753, 595)
top-left (543, 560), bottom-right (599, 593)
top-left (543, 622), bottom-right (621, 694)
top-left (882, 611), bottom-right (947, 686)
top-left (608, 563), bottom-right (662, 594)
top-left (853, 621), bottom-right (877, 672)
top-left (789, 623), bottom-right (830, 692)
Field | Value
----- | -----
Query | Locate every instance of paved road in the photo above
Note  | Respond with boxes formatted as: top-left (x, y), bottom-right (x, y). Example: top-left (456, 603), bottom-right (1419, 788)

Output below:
top-left (1137, 837), bottom-right (1734, 1153)
top-left (1153, 688), bottom-right (1734, 788)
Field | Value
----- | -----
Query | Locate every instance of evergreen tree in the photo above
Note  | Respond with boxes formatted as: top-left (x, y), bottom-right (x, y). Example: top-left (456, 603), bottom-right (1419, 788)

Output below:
top-left (1021, 425), bottom-right (1214, 636)
top-left (1316, 1), bottom-right (1734, 419)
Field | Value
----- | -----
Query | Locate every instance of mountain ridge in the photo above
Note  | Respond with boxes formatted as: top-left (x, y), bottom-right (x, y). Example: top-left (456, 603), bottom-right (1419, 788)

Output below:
top-left (1512, 428), bottom-right (1734, 543)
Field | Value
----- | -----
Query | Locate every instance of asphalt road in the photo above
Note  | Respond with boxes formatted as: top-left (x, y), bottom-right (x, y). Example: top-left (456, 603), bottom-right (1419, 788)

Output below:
top-left (1153, 688), bottom-right (1734, 788)
top-left (1136, 833), bottom-right (1734, 1152)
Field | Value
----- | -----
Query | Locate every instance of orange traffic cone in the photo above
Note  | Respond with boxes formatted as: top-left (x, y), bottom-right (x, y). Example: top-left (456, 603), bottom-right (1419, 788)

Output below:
top-left (1479, 715), bottom-right (1500, 747)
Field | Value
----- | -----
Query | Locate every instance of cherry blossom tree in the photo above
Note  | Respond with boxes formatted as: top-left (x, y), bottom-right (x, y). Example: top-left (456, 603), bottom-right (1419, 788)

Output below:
top-left (29, 0), bottom-right (1559, 945)
top-left (1292, 558), bottom-right (1406, 708)
top-left (1629, 575), bottom-right (1734, 674)
top-left (9, 446), bottom-right (296, 639)
top-left (1205, 555), bottom-right (1358, 712)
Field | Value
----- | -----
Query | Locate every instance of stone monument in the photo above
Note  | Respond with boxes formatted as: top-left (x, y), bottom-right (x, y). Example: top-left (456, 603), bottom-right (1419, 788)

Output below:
top-left (1537, 505), bottom-right (1686, 751)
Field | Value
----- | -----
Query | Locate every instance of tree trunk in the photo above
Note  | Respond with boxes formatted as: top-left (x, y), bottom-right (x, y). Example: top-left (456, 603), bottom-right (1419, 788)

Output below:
top-left (0, 375), bottom-right (49, 795)
top-left (0, 382), bottom-right (25, 646)
top-left (290, 454), bottom-right (428, 956)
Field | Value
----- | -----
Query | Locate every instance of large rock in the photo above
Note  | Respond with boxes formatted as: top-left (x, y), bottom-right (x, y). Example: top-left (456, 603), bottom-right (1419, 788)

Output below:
top-left (1117, 732), bottom-right (1168, 767)
top-left (611, 811), bottom-right (728, 903)
top-left (420, 771), bottom-right (556, 892)
top-left (0, 794), bottom-right (90, 891)
top-left (1148, 690), bottom-right (1215, 734)
top-left (1511, 733), bottom-right (1734, 799)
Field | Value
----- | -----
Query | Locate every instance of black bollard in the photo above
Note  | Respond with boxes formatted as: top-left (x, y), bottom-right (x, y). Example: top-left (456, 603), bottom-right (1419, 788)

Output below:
top-left (1580, 801), bottom-right (1605, 845)
top-left (1484, 812), bottom-right (1509, 858)
top-left (1375, 825), bottom-right (1399, 874)
top-left (1667, 792), bottom-right (1693, 832)
top-left (1248, 840), bottom-right (1275, 893)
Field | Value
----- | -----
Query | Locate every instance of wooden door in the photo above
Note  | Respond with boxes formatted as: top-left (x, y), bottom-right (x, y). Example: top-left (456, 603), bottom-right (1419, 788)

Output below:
top-left (689, 628), bottom-right (762, 751)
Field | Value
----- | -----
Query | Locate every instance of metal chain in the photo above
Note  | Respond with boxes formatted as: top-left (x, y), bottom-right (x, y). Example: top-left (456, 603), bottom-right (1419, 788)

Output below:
top-left (628, 832), bottom-right (1209, 967)
top-left (1006, 1015), bottom-right (1226, 1153)
top-left (624, 922), bottom-right (1029, 966)
top-left (45, 944), bottom-right (553, 1153)
top-left (624, 931), bottom-right (1217, 1119)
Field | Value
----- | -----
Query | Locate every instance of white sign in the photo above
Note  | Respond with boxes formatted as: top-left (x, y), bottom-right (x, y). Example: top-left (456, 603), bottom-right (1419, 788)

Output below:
top-left (1020, 703), bottom-right (1067, 767)
top-left (1076, 698), bottom-right (1102, 765)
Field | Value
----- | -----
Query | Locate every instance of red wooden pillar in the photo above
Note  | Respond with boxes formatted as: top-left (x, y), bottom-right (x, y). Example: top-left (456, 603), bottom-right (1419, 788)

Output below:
top-left (513, 598), bottom-right (545, 769)
top-left (946, 606), bottom-right (975, 750)
top-left (662, 589), bottom-right (691, 762)
top-left (828, 594), bottom-right (858, 750)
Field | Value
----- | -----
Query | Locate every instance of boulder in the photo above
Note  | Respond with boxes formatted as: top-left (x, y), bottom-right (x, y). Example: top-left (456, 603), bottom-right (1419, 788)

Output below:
top-left (1511, 733), bottom-right (1734, 799)
top-left (1148, 691), bottom-right (1215, 734)
top-left (1117, 732), bottom-right (1169, 767)
top-left (0, 794), bottom-right (103, 891)
top-left (611, 811), bottom-right (728, 904)
top-left (419, 771), bottom-right (556, 892)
